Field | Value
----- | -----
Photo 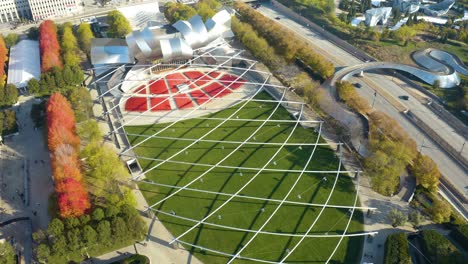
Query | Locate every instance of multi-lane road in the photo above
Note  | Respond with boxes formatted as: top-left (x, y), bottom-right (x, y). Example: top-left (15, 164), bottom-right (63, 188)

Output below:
top-left (257, 2), bottom-right (468, 216)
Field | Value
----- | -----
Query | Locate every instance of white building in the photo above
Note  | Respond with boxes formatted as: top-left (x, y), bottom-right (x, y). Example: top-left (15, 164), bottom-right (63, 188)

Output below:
top-left (7, 39), bottom-right (41, 90)
top-left (0, 0), bottom-right (83, 22)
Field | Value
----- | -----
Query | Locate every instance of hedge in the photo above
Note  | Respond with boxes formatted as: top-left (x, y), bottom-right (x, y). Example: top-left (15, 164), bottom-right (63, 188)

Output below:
top-left (451, 224), bottom-right (468, 251)
top-left (419, 230), bottom-right (465, 264)
top-left (384, 233), bottom-right (411, 264)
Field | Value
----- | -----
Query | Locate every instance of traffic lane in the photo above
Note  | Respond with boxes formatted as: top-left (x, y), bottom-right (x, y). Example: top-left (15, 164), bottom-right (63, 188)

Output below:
top-left (351, 76), bottom-right (468, 198)
top-left (257, 4), bottom-right (362, 66)
top-left (363, 72), bottom-right (467, 159)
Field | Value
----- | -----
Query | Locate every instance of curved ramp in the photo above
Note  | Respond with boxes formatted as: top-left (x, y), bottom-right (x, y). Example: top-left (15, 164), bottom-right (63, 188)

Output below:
top-left (332, 62), bottom-right (461, 88)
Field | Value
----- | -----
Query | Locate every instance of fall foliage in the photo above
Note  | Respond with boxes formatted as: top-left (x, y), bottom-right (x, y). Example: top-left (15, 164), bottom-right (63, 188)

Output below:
top-left (47, 93), bottom-right (90, 218)
top-left (0, 35), bottom-right (7, 77)
top-left (39, 20), bottom-right (63, 72)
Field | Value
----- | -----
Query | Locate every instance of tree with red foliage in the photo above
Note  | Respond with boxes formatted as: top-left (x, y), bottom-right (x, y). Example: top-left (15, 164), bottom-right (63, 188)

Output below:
top-left (0, 36), bottom-right (7, 77)
top-left (46, 92), bottom-right (90, 218)
top-left (39, 20), bottom-right (63, 72)
top-left (57, 178), bottom-right (91, 218)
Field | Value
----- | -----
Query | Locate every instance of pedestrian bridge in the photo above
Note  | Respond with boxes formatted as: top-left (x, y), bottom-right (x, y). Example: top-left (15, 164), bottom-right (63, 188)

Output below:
top-left (331, 49), bottom-right (466, 89)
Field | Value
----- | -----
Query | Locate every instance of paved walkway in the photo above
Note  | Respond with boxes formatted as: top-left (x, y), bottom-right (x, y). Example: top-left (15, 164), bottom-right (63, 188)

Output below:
top-left (0, 96), bottom-right (54, 264)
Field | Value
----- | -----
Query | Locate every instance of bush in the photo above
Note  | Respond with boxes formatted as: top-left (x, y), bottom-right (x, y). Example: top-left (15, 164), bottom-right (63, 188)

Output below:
top-left (419, 230), bottom-right (464, 264)
top-left (0, 110), bottom-right (18, 136)
top-left (384, 233), bottom-right (411, 264)
top-left (112, 254), bottom-right (150, 264)
top-left (451, 224), bottom-right (468, 251)
top-left (336, 81), bottom-right (371, 113)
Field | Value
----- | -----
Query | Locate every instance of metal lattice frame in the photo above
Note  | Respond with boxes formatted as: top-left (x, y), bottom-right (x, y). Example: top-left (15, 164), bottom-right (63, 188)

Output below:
top-left (96, 51), bottom-right (373, 263)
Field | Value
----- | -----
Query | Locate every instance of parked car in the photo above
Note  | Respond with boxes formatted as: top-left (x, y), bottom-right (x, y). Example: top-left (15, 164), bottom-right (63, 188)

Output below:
top-left (354, 83), bottom-right (362, 88)
top-left (399, 95), bottom-right (410, 100)
top-left (275, 16), bottom-right (281, 20)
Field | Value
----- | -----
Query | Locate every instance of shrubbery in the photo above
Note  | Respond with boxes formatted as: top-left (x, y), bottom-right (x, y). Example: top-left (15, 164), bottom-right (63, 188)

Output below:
top-left (0, 109), bottom-right (17, 136)
top-left (419, 230), bottom-right (464, 264)
top-left (0, 83), bottom-right (19, 107)
top-left (336, 81), bottom-right (371, 113)
top-left (33, 205), bottom-right (146, 263)
top-left (384, 233), bottom-right (411, 264)
top-left (451, 224), bottom-right (468, 251)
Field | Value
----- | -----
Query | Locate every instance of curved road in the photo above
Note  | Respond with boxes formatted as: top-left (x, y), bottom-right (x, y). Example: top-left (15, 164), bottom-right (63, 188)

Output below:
top-left (257, 3), bottom-right (467, 213)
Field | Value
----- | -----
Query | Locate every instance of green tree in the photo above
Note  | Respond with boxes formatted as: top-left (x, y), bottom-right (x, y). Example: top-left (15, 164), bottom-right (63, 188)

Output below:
top-left (92, 208), bottom-right (105, 221)
top-left (83, 225), bottom-right (98, 246)
top-left (27, 78), bottom-right (40, 94)
top-left (51, 235), bottom-right (67, 256)
top-left (77, 120), bottom-right (102, 143)
top-left (97, 220), bottom-right (112, 245)
top-left (431, 198), bottom-right (451, 223)
top-left (36, 244), bottom-right (50, 264)
top-left (112, 217), bottom-right (128, 242)
top-left (3, 33), bottom-right (19, 47)
top-left (387, 208), bottom-right (407, 227)
top-left (107, 10), bottom-right (132, 38)
top-left (67, 87), bottom-right (93, 122)
top-left (384, 233), bottom-right (411, 264)
top-left (408, 211), bottom-right (423, 228)
top-left (77, 23), bottom-right (94, 54)
top-left (410, 154), bottom-right (440, 191)
top-left (79, 214), bottom-right (91, 225)
top-left (3, 84), bottom-right (18, 106)
top-left (64, 217), bottom-right (80, 229)
top-left (164, 2), bottom-right (197, 23)
top-left (106, 205), bottom-right (120, 218)
top-left (27, 27), bottom-right (39, 40)
top-left (32, 229), bottom-right (47, 244)
top-left (0, 241), bottom-right (15, 264)
top-left (47, 218), bottom-right (64, 238)
top-left (66, 228), bottom-right (82, 251)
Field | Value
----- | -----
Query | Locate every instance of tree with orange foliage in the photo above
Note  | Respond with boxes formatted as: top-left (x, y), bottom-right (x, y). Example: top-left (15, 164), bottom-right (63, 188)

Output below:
top-left (39, 20), bottom-right (63, 72)
top-left (47, 93), bottom-right (90, 218)
top-left (0, 36), bottom-right (7, 77)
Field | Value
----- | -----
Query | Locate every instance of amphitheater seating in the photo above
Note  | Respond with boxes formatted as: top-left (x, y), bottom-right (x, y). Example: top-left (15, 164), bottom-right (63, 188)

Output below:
top-left (219, 74), bottom-right (245, 89)
top-left (174, 94), bottom-right (194, 109)
top-left (203, 82), bottom-right (232, 98)
top-left (125, 97), bottom-right (148, 112)
top-left (183, 71), bottom-right (212, 86)
top-left (190, 90), bottom-right (211, 105)
top-left (150, 97), bottom-right (171, 111)
top-left (149, 79), bottom-right (169, 94)
top-left (125, 70), bottom-right (245, 112)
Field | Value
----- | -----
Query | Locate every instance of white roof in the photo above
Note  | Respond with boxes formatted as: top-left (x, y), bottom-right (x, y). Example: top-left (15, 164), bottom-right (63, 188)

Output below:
top-left (7, 40), bottom-right (41, 88)
top-left (117, 2), bottom-right (161, 30)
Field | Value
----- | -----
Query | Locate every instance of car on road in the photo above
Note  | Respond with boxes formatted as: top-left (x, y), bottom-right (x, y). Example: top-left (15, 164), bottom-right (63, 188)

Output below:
top-left (354, 83), bottom-right (362, 88)
top-left (275, 16), bottom-right (281, 20)
top-left (399, 95), bottom-right (410, 100)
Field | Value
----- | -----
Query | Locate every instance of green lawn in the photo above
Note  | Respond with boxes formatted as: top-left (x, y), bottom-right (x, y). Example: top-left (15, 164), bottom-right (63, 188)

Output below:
top-left (125, 92), bottom-right (364, 263)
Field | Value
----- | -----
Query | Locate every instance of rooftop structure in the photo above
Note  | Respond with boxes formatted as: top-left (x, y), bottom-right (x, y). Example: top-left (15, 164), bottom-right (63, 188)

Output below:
top-left (90, 38), bottom-right (134, 75)
top-left (422, 0), bottom-right (455, 16)
top-left (126, 9), bottom-right (233, 63)
top-left (117, 2), bottom-right (165, 30)
top-left (0, 0), bottom-right (83, 22)
top-left (393, 0), bottom-right (421, 14)
top-left (365, 7), bottom-right (392, 26)
top-left (7, 40), bottom-right (40, 89)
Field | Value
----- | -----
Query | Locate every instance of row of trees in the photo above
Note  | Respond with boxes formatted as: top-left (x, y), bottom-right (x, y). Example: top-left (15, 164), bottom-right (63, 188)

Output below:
top-left (234, 1), bottom-right (335, 79)
top-left (34, 205), bottom-right (146, 263)
top-left (27, 64), bottom-right (84, 96)
top-left (0, 36), bottom-right (7, 77)
top-left (419, 230), bottom-right (465, 263)
top-left (39, 20), bottom-right (63, 72)
top-left (46, 93), bottom-right (90, 218)
top-left (77, 23), bottom-right (94, 54)
top-left (0, 109), bottom-right (17, 136)
top-left (60, 23), bottom-right (81, 67)
top-left (384, 233), bottom-right (411, 264)
top-left (336, 81), bottom-right (441, 196)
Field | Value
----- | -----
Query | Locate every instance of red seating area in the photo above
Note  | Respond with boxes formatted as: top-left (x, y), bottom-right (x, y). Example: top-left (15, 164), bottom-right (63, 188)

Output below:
top-left (149, 79), bottom-right (169, 94)
top-left (174, 94), bottom-right (194, 109)
top-left (219, 75), bottom-right (245, 89)
top-left (135, 85), bottom-right (147, 94)
top-left (183, 71), bottom-right (212, 86)
top-left (150, 97), bottom-right (171, 111)
top-left (190, 90), bottom-right (210, 105)
top-left (125, 71), bottom-right (246, 112)
top-left (203, 83), bottom-right (232, 98)
top-left (125, 97), bottom-right (147, 112)
top-left (166, 73), bottom-right (188, 92)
